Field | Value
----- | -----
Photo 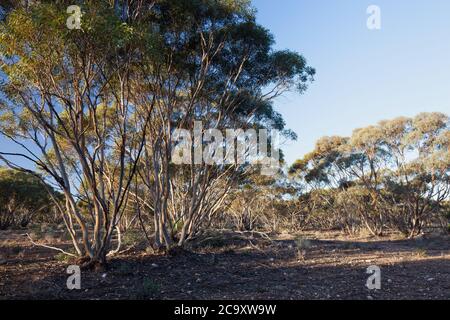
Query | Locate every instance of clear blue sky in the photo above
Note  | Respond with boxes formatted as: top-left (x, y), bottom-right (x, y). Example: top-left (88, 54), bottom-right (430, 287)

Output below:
top-left (253, 0), bottom-right (450, 164)
top-left (1, 1), bottom-right (449, 168)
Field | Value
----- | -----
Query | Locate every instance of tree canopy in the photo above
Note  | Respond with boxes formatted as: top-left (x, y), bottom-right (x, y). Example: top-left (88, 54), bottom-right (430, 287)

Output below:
top-left (0, 0), bottom-right (314, 264)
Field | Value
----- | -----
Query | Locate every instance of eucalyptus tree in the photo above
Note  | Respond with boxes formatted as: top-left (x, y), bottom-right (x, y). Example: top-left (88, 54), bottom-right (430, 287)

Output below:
top-left (130, 0), bottom-right (315, 250)
top-left (380, 113), bottom-right (450, 237)
top-left (0, 1), bottom-right (158, 266)
top-left (288, 136), bottom-right (364, 233)
top-left (290, 113), bottom-right (450, 237)
top-left (0, 0), bottom-right (315, 258)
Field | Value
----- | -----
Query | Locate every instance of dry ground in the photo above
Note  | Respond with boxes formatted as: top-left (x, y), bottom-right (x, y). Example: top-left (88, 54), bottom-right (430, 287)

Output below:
top-left (0, 228), bottom-right (449, 300)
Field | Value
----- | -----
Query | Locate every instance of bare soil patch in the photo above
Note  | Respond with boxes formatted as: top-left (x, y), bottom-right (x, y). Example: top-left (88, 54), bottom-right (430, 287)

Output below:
top-left (0, 229), bottom-right (449, 300)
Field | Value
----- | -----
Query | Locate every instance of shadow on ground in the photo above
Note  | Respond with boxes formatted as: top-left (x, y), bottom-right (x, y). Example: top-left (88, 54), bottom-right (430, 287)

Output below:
top-left (1, 234), bottom-right (449, 300)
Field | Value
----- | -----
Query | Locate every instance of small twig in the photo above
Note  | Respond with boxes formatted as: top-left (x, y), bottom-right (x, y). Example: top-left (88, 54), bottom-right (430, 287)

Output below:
top-left (235, 230), bottom-right (274, 243)
top-left (24, 233), bottom-right (77, 257)
top-left (112, 246), bottom-right (135, 256)
top-left (248, 240), bottom-right (265, 253)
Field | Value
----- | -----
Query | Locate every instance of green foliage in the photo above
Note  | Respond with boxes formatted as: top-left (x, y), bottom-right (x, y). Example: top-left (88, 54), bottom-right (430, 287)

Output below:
top-left (54, 252), bottom-right (71, 263)
top-left (0, 0), bottom-right (315, 258)
top-left (0, 168), bottom-right (55, 229)
top-left (414, 248), bottom-right (428, 258)
top-left (289, 113), bottom-right (450, 237)
top-left (122, 229), bottom-right (144, 247)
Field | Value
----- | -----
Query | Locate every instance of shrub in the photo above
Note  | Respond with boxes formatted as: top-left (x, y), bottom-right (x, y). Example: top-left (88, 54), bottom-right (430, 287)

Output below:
top-left (0, 168), bottom-right (56, 229)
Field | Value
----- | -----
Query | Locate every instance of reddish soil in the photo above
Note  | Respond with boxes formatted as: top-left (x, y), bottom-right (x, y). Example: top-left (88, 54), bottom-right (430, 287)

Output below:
top-left (0, 229), bottom-right (449, 300)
